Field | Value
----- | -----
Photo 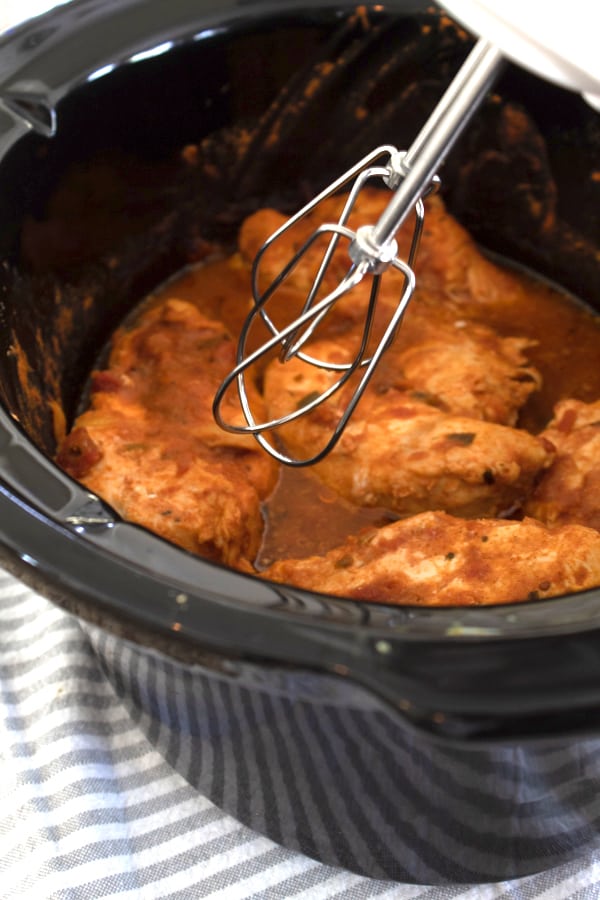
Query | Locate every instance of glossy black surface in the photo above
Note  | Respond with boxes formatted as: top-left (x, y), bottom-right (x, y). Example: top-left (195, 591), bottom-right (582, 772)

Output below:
top-left (2, 0), bottom-right (600, 883)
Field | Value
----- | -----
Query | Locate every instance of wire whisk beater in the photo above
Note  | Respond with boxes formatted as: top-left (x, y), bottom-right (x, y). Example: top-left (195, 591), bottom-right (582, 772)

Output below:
top-left (213, 39), bottom-right (504, 466)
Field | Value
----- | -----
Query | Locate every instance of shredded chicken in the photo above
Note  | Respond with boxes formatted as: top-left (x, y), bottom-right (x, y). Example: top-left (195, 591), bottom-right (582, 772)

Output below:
top-left (263, 511), bottom-right (600, 605)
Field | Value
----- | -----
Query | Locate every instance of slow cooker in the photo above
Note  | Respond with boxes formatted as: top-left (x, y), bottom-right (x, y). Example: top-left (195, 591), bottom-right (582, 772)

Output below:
top-left (0, 0), bottom-right (599, 884)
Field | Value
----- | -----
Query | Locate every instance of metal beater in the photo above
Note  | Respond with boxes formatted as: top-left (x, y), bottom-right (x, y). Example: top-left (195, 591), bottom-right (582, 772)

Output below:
top-left (213, 3), bottom-right (599, 467)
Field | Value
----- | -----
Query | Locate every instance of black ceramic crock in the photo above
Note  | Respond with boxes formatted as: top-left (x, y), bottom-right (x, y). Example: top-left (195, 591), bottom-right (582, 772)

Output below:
top-left (1, 0), bottom-right (600, 884)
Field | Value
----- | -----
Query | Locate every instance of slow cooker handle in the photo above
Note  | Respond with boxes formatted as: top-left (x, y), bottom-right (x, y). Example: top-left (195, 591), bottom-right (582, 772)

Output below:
top-left (337, 627), bottom-right (600, 745)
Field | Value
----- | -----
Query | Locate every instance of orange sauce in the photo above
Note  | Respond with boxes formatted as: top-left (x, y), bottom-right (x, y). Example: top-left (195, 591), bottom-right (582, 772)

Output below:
top-left (144, 254), bottom-right (600, 566)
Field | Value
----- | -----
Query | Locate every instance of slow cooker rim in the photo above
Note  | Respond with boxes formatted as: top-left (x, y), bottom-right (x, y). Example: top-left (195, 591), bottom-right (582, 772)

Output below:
top-left (6, 460), bottom-right (600, 747)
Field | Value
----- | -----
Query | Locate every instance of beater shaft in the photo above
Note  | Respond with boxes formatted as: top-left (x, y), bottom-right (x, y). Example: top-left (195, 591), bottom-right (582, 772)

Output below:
top-left (364, 39), bottom-right (503, 256)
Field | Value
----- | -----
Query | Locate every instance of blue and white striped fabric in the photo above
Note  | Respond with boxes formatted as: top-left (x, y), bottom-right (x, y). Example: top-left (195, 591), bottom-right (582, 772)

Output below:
top-left (2, 566), bottom-right (600, 900)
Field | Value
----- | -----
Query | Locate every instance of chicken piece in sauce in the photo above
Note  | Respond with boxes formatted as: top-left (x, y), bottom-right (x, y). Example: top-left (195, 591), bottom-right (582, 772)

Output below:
top-left (381, 323), bottom-right (541, 426)
top-left (525, 399), bottom-right (600, 532)
top-left (262, 511), bottom-right (600, 606)
top-left (240, 191), bottom-right (545, 431)
top-left (56, 299), bottom-right (278, 569)
top-left (263, 341), bottom-right (554, 518)
top-left (238, 188), bottom-right (538, 331)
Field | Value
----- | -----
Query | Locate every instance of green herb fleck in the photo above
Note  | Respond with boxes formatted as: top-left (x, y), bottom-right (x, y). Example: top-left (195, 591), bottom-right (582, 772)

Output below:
top-left (296, 390), bottom-right (321, 410)
top-left (447, 432), bottom-right (475, 446)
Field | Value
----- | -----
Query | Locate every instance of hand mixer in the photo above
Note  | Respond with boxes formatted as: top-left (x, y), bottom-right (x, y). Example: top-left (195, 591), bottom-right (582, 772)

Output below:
top-left (213, 0), bottom-right (600, 466)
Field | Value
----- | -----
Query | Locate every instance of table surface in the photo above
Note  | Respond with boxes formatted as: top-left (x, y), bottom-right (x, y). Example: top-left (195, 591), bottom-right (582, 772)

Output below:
top-left (1, 2), bottom-right (600, 897)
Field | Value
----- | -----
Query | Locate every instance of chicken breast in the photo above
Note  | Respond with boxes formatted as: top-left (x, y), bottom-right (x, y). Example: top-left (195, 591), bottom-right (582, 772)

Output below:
top-left (56, 298), bottom-right (279, 568)
top-left (262, 510), bottom-right (600, 606)
top-left (388, 323), bottom-right (540, 425)
top-left (238, 188), bottom-right (537, 330)
top-left (264, 341), bottom-right (554, 518)
top-left (240, 190), bottom-right (543, 431)
top-left (525, 398), bottom-right (600, 532)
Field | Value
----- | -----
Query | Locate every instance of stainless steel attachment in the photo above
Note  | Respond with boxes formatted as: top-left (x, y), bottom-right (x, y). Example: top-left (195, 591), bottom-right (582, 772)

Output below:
top-left (213, 38), bottom-right (504, 466)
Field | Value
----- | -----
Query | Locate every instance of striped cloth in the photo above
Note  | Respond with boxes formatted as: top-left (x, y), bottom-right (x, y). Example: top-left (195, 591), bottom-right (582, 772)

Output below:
top-left (2, 566), bottom-right (600, 899)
